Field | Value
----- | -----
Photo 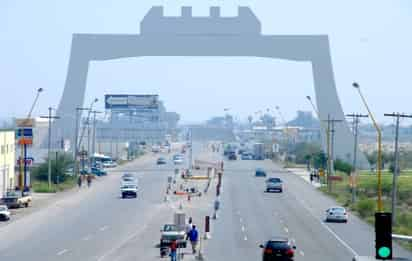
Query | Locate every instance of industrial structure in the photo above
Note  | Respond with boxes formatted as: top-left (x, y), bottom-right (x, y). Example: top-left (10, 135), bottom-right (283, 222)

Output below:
top-left (53, 6), bottom-right (367, 167)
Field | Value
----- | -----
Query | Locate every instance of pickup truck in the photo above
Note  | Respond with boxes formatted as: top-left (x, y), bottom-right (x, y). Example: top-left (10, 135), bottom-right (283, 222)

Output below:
top-left (1, 191), bottom-right (32, 208)
top-left (160, 224), bottom-right (187, 248)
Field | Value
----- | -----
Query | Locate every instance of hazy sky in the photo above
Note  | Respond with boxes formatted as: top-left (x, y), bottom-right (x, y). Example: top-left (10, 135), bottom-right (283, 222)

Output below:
top-left (1, 1), bottom-right (411, 124)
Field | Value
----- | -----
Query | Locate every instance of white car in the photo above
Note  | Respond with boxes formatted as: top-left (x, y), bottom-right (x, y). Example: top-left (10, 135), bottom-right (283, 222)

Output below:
top-left (0, 205), bottom-right (11, 221)
top-left (325, 206), bottom-right (348, 223)
top-left (121, 176), bottom-right (138, 198)
top-left (103, 161), bottom-right (117, 168)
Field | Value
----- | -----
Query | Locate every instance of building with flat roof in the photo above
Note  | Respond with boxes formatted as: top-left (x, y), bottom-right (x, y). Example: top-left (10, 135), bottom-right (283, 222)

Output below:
top-left (0, 129), bottom-right (15, 196)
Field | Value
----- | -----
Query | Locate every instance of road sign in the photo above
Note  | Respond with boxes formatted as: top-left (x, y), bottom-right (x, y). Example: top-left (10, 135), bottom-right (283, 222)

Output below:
top-left (18, 138), bottom-right (33, 145)
top-left (15, 118), bottom-right (34, 127)
top-left (105, 94), bottom-right (159, 109)
top-left (16, 128), bottom-right (33, 138)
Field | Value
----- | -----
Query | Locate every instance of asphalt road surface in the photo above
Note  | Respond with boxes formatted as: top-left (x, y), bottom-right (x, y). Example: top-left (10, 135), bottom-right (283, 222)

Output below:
top-left (206, 158), bottom-right (412, 261)
top-left (0, 146), bottom-right (411, 261)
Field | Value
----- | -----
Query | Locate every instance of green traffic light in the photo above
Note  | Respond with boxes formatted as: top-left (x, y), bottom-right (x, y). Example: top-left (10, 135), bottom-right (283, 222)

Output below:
top-left (378, 246), bottom-right (391, 258)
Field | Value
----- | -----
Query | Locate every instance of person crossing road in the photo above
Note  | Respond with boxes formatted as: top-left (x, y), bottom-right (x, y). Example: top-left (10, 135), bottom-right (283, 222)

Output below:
top-left (188, 225), bottom-right (199, 254)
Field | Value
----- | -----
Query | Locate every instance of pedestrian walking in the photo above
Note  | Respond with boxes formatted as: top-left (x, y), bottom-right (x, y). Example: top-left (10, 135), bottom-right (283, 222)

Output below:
top-left (87, 175), bottom-right (92, 188)
top-left (77, 175), bottom-right (82, 188)
top-left (169, 239), bottom-right (177, 261)
top-left (185, 217), bottom-right (193, 238)
top-left (188, 225), bottom-right (199, 254)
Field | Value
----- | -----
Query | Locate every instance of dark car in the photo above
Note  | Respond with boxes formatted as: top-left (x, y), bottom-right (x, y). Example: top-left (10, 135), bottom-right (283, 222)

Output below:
top-left (157, 157), bottom-right (167, 165)
top-left (259, 237), bottom-right (296, 261)
top-left (228, 151), bottom-right (237, 160)
top-left (255, 168), bottom-right (267, 177)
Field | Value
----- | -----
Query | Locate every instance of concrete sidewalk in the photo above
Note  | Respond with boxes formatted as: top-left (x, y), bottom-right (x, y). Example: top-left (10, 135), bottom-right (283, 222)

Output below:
top-left (286, 167), bottom-right (322, 188)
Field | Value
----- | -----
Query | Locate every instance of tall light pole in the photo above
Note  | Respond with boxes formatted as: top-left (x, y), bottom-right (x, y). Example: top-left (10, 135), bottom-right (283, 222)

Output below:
top-left (306, 95), bottom-right (332, 187)
top-left (40, 107), bottom-right (60, 189)
top-left (19, 87), bottom-right (43, 194)
top-left (353, 82), bottom-right (383, 212)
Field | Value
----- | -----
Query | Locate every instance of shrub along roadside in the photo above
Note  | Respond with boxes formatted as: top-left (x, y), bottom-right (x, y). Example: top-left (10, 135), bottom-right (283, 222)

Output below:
top-left (31, 152), bottom-right (75, 193)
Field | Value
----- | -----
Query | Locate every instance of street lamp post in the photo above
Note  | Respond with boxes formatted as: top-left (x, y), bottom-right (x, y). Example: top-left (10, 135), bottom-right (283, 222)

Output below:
top-left (19, 88), bottom-right (43, 194)
top-left (353, 82), bottom-right (383, 212)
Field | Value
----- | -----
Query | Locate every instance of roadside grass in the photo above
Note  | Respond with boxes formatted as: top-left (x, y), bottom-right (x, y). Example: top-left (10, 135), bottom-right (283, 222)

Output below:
top-left (319, 171), bottom-right (412, 250)
top-left (32, 176), bottom-right (77, 193)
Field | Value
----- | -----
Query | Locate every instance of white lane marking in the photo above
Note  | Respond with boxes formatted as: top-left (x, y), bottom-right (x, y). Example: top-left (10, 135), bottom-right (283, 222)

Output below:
top-left (284, 227), bottom-right (289, 233)
top-left (239, 217), bottom-right (243, 223)
top-left (292, 193), bottom-right (358, 256)
top-left (57, 249), bottom-right (68, 256)
top-left (244, 236), bottom-right (248, 241)
top-left (299, 250), bottom-right (305, 256)
top-left (241, 225), bottom-right (245, 232)
top-left (99, 226), bottom-right (109, 231)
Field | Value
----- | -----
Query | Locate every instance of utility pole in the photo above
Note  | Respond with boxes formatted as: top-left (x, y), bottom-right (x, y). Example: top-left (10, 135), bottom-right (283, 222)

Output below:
top-left (91, 111), bottom-right (102, 157)
top-left (346, 113), bottom-right (368, 203)
top-left (384, 113), bottom-right (412, 225)
top-left (323, 116), bottom-right (343, 192)
top-left (40, 107), bottom-right (60, 189)
top-left (74, 107), bottom-right (89, 176)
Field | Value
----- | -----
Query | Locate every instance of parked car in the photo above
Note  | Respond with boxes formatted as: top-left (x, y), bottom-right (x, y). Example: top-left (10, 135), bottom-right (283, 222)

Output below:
top-left (1, 191), bottom-right (32, 208)
top-left (255, 168), bottom-right (267, 177)
top-left (241, 152), bottom-right (253, 160)
top-left (325, 206), bottom-right (348, 223)
top-left (173, 154), bottom-right (184, 165)
top-left (259, 237), bottom-right (296, 261)
top-left (157, 157), bottom-right (167, 165)
top-left (228, 151), bottom-right (237, 160)
top-left (0, 205), bottom-right (11, 221)
top-left (103, 160), bottom-right (117, 168)
top-left (265, 177), bottom-right (283, 192)
top-left (91, 167), bottom-right (107, 176)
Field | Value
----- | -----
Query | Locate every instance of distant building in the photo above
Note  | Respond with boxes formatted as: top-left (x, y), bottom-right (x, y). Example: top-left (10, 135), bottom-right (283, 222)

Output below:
top-left (288, 111), bottom-right (319, 129)
top-left (0, 129), bottom-right (15, 196)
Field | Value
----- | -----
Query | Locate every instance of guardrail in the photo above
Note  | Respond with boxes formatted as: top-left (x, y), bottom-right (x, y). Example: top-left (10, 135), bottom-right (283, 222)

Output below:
top-left (392, 234), bottom-right (412, 242)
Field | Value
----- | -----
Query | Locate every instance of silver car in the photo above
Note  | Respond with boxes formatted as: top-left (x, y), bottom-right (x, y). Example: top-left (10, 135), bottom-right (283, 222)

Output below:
top-left (265, 177), bottom-right (283, 192)
top-left (325, 206), bottom-right (348, 223)
top-left (0, 205), bottom-right (11, 221)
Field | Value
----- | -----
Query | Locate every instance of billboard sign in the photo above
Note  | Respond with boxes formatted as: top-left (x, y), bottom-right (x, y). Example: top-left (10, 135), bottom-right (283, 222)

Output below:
top-left (16, 128), bottom-right (33, 138)
top-left (105, 94), bottom-right (159, 110)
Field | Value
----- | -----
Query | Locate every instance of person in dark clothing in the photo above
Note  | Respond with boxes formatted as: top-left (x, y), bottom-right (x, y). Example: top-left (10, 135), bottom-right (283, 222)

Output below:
top-left (169, 240), bottom-right (177, 261)
top-left (86, 175), bottom-right (92, 188)
top-left (77, 175), bottom-right (82, 188)
top-left (188, 225), bottom-right (199, 254)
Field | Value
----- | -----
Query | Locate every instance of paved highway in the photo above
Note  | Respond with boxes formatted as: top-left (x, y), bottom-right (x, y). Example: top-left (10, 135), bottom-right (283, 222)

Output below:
top-left (0, 145), bottom-right (411, 261)
top-left (206, 158), bottom-right (412, 260)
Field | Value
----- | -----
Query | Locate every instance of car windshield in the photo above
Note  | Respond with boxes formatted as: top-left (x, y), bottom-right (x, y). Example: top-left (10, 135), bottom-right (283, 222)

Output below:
top-left (331, 208), bottom-right (345, 213)
top-left (267, 241), bottom-right (290, 250)
top-left (122, 177), bottom-right (135, 182)
top-left (0, 206), bottom-right (6, 211)
top-left (268, 178), bottom-right (281, 183)
top-left (163, 224), bottom-right (177, 232)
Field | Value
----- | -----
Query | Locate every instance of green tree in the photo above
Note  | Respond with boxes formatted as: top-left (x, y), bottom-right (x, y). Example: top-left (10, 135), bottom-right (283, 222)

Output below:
top-left (290, 142), bottom-right (322, 164)
top-left (32, 152), bottom-right (74, 183)
top-left (334, 158), bottom-right (353, 175)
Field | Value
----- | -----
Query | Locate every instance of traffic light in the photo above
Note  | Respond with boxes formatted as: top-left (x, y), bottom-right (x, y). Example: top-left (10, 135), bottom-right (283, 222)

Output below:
top-left (375, 212), bottom-right (392, 260)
